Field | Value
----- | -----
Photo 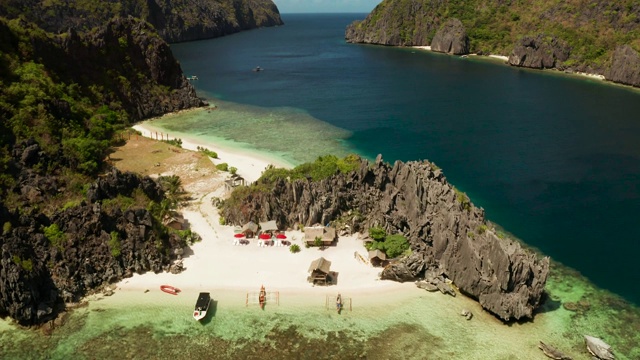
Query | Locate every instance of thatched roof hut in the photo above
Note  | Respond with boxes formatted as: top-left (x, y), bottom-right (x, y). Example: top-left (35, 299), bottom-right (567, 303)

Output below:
top-left (308, 257), bottom-right (332, 285)
top-left (304, 226), bottom-right (336, 246)
top-left (259, 220), bottom-right (279, 233)
top-left (242, 221), bottom-right (259, 238)
top-left (368, 249), bottom-right (388, 267)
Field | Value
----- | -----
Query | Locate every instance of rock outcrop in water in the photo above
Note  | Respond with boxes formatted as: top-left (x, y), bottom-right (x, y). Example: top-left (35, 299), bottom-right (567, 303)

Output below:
top-left (430, 18), bottom-right (469, 55)
top-left (221, 156), bottom-right (550, 321)
top-left (508, 35), bottom-right (571, 69)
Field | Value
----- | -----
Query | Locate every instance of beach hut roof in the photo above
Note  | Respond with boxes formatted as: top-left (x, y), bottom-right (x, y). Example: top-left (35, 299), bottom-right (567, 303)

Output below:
top-left (368, 249), bottom-right (386, 260)
top-left (242, 221), bottom-right (258, 232)
top-left (323, 227), bottom-right (336, 240)
top-left (259, 220), bottom-right (278, 232)
top-left (304, 227), bottom-right (324, 241)
top-left (308, 257), bottom-right (332, 274)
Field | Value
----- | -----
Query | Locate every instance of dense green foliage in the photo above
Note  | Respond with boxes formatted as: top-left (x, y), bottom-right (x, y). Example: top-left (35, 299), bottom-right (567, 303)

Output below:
top-left (259, 154), bottom-right (361, 184)
top-left (197, 146), bottom-right (218, 159)
top-left (222, 155), bottom-right (363, 213)
top-left (108, 231), bottom-right (122, 258)
top-left (351, 0), bottom-right (640, 70)
top-left (365, 227), bottom-right (410, 258)
top-left (43, 224), bottom-right (67, 250)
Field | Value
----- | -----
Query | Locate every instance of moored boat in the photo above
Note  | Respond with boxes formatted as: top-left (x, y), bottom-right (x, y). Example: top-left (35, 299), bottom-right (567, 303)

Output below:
top-left (193, 292), bottom-right (211, 321)
top-left (160, 285), bottom-right (181, 295)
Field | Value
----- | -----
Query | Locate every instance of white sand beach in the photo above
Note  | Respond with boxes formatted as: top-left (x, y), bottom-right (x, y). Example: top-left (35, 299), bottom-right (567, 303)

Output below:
top-left (122, 121), bottom-right (413, 303)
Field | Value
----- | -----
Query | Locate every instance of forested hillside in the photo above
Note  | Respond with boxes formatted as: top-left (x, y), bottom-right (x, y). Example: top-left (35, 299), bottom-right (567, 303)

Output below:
top-left (0, 0), bottom-right (282, 325)
top-left (0, 0), bottom-right (283, 43)
top-left (346, 0), bottom-right (640, 87)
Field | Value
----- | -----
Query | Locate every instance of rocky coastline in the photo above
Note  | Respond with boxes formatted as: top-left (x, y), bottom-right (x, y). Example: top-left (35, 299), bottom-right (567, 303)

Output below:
top-left (221, 155), bottom-right (550, 321)
top-left (345, 1), bottom-right (640, 89)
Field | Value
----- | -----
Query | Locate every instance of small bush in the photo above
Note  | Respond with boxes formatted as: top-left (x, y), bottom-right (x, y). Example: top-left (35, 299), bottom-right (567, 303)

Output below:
top-left (12, 255), bottom-right (34, 272)
top-left (314, 236), bottom-right (323, 247)
top-left (477, 224), bottom-right (488, 234)
top-left (289, 244), bottom-right (301, 253)
top-left (44, 224), bottom-right (67, 249)
top-left (197, 146), bottom-right (218, 159)
top-left (229, 166), bottom-right (237, 175)
top-left (216, 163), bottom-right (229, 171)
top-left (368, 226), bottom-right (386, 241)
top-left (219, 216), bottom-right (226, 225)
top-left (2, 222), bottom-right (11, 235)
top-left (109, 231), bottom-right (122, 258)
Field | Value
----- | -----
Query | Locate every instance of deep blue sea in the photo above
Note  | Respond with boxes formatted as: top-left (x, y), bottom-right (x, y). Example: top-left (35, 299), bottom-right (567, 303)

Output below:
top-left (170, 13), bottom-right (640, 306)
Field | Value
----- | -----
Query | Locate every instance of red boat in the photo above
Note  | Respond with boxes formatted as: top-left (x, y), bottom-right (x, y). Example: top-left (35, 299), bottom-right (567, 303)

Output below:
top-left (259, 285), bottom-right (266, 309)
top-left (160, 285), bottom-right (181, 295)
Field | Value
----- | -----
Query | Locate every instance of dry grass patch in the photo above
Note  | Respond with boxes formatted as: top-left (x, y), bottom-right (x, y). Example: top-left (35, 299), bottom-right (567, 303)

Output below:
top-left (108, 135), bottom-right (222, 196)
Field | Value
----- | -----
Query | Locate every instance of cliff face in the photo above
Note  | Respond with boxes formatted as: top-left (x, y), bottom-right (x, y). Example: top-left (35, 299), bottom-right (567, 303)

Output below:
top-left (0, 0), bottom-right (283, 43)
top-left (0, 142), bottom-right (185, 325)
top-left (345, 0), bottom-right (640, 88)
top-left (4, 16), bottom-right (205, 122)
top-left (221, 156), bottom-right (549, 321)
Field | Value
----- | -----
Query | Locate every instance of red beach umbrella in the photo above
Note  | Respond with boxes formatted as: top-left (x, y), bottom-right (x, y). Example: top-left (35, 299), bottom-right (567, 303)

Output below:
top-left (276, 234), bottom-right (287, 239)
top-left (259, 233), bottom-right (271, 240)
top-left (234, 233), bottom-right (245, 238)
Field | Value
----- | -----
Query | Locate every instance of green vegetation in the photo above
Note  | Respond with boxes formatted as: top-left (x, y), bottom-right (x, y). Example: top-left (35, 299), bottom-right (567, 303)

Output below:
top-left (12, 255), bottom-right (34, 272)
top-left (2, 222), bottom-right (11, 235)
top-left (222, 155), bottom-right (363, 215)
top-left (351, 0), bottom-right (640, 70)
top-left (216, 163), bottom-right (229, 172)
top-left (43, 224), bottom-right (67, 250)
top-left (313, 237), bottom-right (323, 247)
top-left (289, 244), bottom-right (301, 253)
top-left (176, 229), bottom-right (201, 245)
top-left (229, 166), bottom-right (237, 175)
top-left (162, 138), bottom-right (182, 148)
top-left (365, 227), bottom-right (410, 258)
top-left (197, 146), bottom-right (218, 159)
top-left (108, 231), bottom-right (122, 258)
top-left (454, 187), bottom-right (471, 212)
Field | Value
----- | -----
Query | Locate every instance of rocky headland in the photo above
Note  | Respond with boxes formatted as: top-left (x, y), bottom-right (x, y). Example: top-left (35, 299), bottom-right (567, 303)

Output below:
top-left (345, 0), bottom-right (640, 88)
top-left (1, 142), bottom-right (187, 325)
top-left (0, 0), bottom-right (283, 43)
top-left (221, 155), bottom-right (549, 321)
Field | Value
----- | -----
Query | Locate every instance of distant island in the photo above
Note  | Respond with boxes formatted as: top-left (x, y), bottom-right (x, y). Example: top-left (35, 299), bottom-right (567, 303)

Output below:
top-left (345, 0), bottom-right (640, 88)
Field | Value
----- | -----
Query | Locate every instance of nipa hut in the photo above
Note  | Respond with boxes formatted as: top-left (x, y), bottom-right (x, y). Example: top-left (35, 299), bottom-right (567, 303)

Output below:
top-left (259, 220), bottom-right (279, 234)
top-left (304, 226), bottom-right (336, 246)
top-left (308, 257), bottom-right (332, 285)
top-left (368, 249), bottom-right (388, 267)
top-left (242, 221), bottom-right (259, 238)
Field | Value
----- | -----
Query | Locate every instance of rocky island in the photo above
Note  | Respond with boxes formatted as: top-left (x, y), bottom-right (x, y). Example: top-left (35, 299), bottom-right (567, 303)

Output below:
top-left (220, 155), bottom-right (549, 321)
top-left (345, 0), bottom-right (640, 88)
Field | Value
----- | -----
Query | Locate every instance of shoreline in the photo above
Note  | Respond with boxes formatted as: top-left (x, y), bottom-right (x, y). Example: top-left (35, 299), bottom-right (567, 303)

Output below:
top-left (410, 46), bottom-right (616, 85)
top-left (133, 114), bottom-right (296, 183)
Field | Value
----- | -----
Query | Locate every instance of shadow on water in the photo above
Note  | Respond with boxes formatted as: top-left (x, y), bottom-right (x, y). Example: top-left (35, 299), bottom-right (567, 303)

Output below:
top-left (534, 291), bottom-right (563, 316)
top-left (199, 300), bottom-right (218, 325)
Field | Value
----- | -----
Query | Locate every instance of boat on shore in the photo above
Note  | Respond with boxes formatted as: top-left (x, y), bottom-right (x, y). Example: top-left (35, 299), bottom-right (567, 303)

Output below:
top-left (193, 292), bottom-right (211, 321)
top-left (259, 285), bottom-right (266, 309)
top-left (252, 66), bottom-right (263, 72)
top-left (160, 285), bottom-right (181, 295)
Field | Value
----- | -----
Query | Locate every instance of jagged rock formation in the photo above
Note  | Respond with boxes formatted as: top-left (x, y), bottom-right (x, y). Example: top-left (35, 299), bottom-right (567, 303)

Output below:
top-left (430, 18), bottom-right (469, 55)
top-left (0, 158), bottom-right (185, 326)
top-left (345, 0), bottom-right (640, 88)
top-left (0, 0), bottom-right (283, 43)
top-left (221, 156), bottom-right (549, 321)
top-left (508, 35), bottom-right (570, 69)
top-left (604, 45), bottom-right (640, 87)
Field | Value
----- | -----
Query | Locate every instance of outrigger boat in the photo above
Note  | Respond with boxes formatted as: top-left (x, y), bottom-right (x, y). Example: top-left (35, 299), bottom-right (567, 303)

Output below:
top-left (259, 285), bottom-right (267, 309)
top-left (193, 292), bottom-right (211, 321)
top-left (336, 293), bottom-right (343, 314)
